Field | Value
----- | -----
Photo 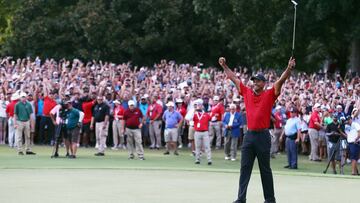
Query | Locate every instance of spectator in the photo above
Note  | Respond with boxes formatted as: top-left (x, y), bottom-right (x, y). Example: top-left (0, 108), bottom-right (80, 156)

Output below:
top-left (308, 103), bottom-right (322, 162)
top-left (124, 100), bottom-right (144, 160)
top-left (209, 95), bottom-right (225, 150)
top-left (192, 99), bottom-right (212, 165)
top-left (162, 101), bottom-right (183, 155)
top-left (223, 103), bottom-right (242, 161)
top-left (325, 114), bottom-right (343, 174)
top-left (280, 107), bottom-right (301, 169)
top-left (91, 96), bottom-right (110, 156)
top-left (112, 100), bottom-right (125, 150)
top-left (344, 116), bottom-right (360, 175)
top-left (14, 92), bottom-right (36, 155)
top-left (146, 95), bottom-right (163, 150)
top-left (0, 93), bottom-right (9, 144)
top-left (6, 92), bottom-right (19, 148)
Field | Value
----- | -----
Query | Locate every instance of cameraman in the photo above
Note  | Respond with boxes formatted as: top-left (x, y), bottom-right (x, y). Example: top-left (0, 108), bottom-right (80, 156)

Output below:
top-left (325, 114), bottom-right (344, 174)
top-left (50, 101), bottom-right (70, 157)
top-left (65, 101), bottom-right (82, 159)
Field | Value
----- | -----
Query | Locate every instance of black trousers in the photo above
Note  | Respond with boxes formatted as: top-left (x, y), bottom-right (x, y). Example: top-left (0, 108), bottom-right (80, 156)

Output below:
top-left (39, 116), bottom-right (55, 145)
top-left (235, 130), bottom-right (276, 203)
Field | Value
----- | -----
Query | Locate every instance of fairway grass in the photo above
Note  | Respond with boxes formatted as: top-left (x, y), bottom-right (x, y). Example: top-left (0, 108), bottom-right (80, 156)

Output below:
top-left (1, 146), bottom-right (359, 203)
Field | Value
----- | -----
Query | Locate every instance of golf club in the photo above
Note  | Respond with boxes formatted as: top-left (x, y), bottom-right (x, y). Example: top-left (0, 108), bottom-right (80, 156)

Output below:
top-left (291, 0), bottom-right (297, 57)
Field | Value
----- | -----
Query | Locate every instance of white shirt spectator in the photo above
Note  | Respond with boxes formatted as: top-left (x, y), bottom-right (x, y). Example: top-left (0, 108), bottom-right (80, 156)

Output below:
top-left (345, 122), bottom-right (360, 143)
top-left (0, 100), bottom-right (9, 118)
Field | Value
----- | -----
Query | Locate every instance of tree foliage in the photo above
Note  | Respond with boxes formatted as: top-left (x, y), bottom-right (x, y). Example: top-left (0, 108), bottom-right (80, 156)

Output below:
top-left (0, 0), bottom-right (359, 73)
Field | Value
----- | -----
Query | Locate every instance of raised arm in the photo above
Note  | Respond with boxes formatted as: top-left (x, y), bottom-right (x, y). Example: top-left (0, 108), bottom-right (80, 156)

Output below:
top-left (274, 57), bottom-right (296, 96)
top-left (218, 57), bottom-right (241, 94)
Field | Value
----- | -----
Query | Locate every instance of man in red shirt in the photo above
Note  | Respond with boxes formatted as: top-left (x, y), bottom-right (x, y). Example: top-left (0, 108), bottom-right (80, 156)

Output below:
top-left (146, 95), bottom-right (163, 149)
top-left (271, 106), bottom-right (283, 158)
top-left (176, 98), bottom-right (187, 148)
top-left (209, 95), bottom-right (225, 149)
top-left (124, 100), bottom-right (144, 160)
top-left (6, 92), bottom-right (20, 148)
top-left (112, 100), bottom-right (125, 150)
top-left (80, 87), bottom-right (95, 147)
top-left (308, 103), bottom-right (323, 161)
top-left (220, 56), bottom-right (295, 203)
top-left (193, 99), bottom-right (212, 165)
top-left (39, 89), bottom-right (57, 145)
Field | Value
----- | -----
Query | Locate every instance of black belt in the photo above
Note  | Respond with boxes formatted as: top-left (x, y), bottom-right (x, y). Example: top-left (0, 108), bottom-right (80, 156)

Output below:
top-left (286, 133), bottom-right (297, 140)
top-left (18, 120), bottom-right (30, 122)
top-left (127, 126), bottom-right (139, 130)
top-left (248, 129), bottom-right (268, 133)
top-left (196, 130), bottom-right (207, 132)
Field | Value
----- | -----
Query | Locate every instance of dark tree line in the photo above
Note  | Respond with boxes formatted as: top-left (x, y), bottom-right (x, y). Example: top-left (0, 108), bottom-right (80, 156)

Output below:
top-left (0, 0), bottom-right (359, 74)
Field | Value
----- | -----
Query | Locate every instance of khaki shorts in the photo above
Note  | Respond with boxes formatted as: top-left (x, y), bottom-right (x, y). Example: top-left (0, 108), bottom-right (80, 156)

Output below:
top-left (188, 126), bottom-right (195, 140)
top-left (67, 127), bottom-right (80, 143)
top-left (164, 128), bottom-right (178, 142)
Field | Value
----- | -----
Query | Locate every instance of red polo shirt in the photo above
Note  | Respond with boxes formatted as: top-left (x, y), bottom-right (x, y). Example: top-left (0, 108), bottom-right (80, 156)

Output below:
top-left (124, 108), bottom-right (143, 128)
top-left (309, 110), bottom-right (321, 130)
top-left (82, 100), bottom-right (94, 124)
top-left (42, 96), bottom-right (57, 116)
top-left (177, 105), bottom-right (187, 118)
top-left (210, 103), bottom-right (225, 121)
top-left (146, 103), bottom-right (163, 120)
top-left (114, 105), bottom-right (125, 120)
top-left (240, 83), bottom-right (278, 130)
top-left (193, 111), bottom-right (211, 131)
top-left (274, 111), bottom-right (282, 129)
top-left (6, 100), bottom-right (18, 117)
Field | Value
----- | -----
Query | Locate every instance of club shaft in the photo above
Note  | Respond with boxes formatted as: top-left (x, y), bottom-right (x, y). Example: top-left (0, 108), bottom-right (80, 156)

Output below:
top-left (292, 6), bottom-right (297, 53)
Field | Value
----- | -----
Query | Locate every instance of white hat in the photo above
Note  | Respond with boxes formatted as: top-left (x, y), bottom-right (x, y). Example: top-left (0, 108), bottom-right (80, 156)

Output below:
top-left (143, 94), bottom-right (149, 98)
top-left (175, 98), bottom-right (183, 103)
top-left (20, 92), bottom-right (27, 98)
top-left (11, 93), bottom-right (20, 101)
top-left (128, 100), bottom-right (135, 106)
top-left (114, 100), bottom-right (121, 104)
top-left (321, 105), bottom-right (328, 111)
top-left (229, 103), bottom-right (237, 109)
top-left (314, 103), bottom-right (321, 108)
top-left (213, 96), bottom-right (220, 101)
top-left (166, 101), bottom-right (175, 107)
top-left (194, 99), bottom-right (203, 105)
top-left (348, 86), bottom-right (353, 90)
top-left (336, 105), bottom-right (342, 109)
top-left (275, 106), bottom-right (282, 110)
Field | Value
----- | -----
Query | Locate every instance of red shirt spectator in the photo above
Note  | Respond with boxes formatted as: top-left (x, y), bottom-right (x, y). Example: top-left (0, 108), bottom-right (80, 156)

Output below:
top-left (210, 102), bottom-right (225, 121)
top-left (177, 105), bottom-right (187, 118)
top-left (146, 102), bottom-right (163, 121)
top-left (42, 96), bottom-right (57, 116)
top-left (240, 83), bottom-right (278, 130)
top-left (193, 111), bottom-right (211, 131)
top-left (114, 105), bottom-right (125, 120)
top-left (6, 100), bottom-right (18, 117)
top-left (124, 108), bottom-right (143, 128)
top-left (309, 110), bottom-right (321, 130)
top-left (82, 100), bottom-right (94, 124)
top-left (274, 111), bottom-right (282, 129)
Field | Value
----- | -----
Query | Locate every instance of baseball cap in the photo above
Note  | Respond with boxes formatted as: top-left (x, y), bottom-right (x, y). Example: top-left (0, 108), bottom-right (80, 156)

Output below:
top-left (128, 100), bottom-right (135, 106)
top-left (229, 103), bottom-right (237, 109)
top-left (289, 107), bottom-right (298, 113)
top-left (114, 100), bottom-right (121, 104)
top-left (166, 101), bottom-right (175, 107)
top-left (250, 73), bottom-right (267, 82)
top-left (213, 96), bottom-right (220, 101)
top-left (314, 103), bottom-right (321, 108)
top-left (194, 99), bottom-right (203, 105)
top-left (175, 98), bottom-right (183, 103)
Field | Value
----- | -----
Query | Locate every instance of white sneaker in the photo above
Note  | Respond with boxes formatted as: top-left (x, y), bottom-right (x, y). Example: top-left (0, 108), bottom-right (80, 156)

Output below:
top-left (358, 159), bottom-right (360, 164)
top-left (178, 144), bottom-right (183, 149)
top-left (346, 159), bottom-right (351, 164)
top-left (95, 143), bottom-right (99, 149)
top-left (225, 156), bottom-right (230, 160)
top-left (111, 147), bottom-right (118, 150)
top-left (231, 158), bottom-right (236, 161)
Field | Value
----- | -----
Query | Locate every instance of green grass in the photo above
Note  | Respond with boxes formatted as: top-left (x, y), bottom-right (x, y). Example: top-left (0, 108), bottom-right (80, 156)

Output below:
top-left (0, 145), bottom-right (359, 203)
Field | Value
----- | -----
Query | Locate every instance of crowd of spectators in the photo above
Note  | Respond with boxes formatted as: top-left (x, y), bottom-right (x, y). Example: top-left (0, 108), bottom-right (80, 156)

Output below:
top-left (0, 56), bottom-right (359, 172)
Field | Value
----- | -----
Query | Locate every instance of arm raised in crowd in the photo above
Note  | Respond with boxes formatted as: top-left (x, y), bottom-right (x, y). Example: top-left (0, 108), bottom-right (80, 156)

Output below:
top-left (274, 57), bottom-right (296, 96)
top-left (218, 57), bottom-right (241, 94)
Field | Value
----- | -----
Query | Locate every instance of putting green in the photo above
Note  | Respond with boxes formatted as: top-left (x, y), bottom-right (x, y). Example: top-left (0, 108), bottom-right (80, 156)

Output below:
top-left (0, 146), bottom-right (359, 202)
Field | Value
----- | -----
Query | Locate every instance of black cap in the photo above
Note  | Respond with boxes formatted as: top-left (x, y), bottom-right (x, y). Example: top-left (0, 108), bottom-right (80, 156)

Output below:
top-left (250, 73), bottom-right (267, 82)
